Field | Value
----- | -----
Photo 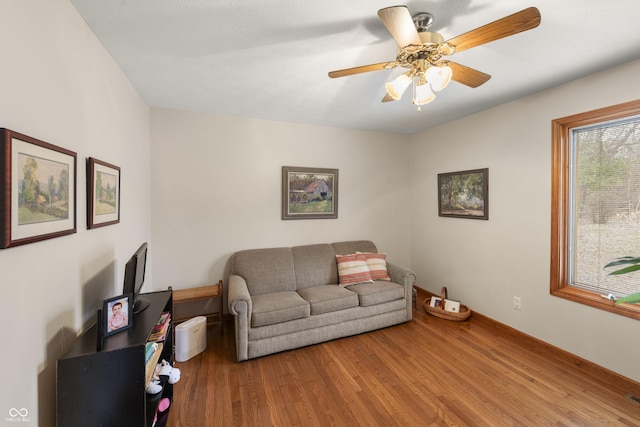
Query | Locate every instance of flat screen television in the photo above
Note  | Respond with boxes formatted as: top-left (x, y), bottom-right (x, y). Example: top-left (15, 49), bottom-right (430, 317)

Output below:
top-left (123, 242), bottom-right (149, 314)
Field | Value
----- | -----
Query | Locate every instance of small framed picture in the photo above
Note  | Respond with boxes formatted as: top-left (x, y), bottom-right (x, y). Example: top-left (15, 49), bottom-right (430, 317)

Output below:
top-left (87, 157), bottom-right (120, 229)
top-left (444, 299), bottom-right (461, 313)
top-left (430, 297), bottom-right (442, 308)
top-left (103, 294), bottom-right (133, 337)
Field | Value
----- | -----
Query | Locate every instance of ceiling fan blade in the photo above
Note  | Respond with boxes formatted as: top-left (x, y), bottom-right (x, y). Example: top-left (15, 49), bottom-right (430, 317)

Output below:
top-left (378, 6), bottom-right (422, 48)
top-left (448, 62), bottom-right (491, 88)
top-left (328, 62), bottom-right (396, 79)
top-left (445, 7), bottom-right (541, 53)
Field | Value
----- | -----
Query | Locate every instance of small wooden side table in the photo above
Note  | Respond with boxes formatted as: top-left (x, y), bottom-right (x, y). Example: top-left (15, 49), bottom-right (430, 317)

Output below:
top-left (172, 280), bottom-right (224, 335)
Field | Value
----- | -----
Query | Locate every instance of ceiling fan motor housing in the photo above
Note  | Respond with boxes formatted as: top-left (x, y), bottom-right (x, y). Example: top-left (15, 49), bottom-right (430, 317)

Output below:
top-left (396, 30), bottom-right (451, 67)
top-left (418, 31), bottom-right (444, 45)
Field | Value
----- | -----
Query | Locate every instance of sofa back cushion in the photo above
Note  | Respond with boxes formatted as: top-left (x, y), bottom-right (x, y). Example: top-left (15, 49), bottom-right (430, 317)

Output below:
top-left (231, 240), bottom-right (381, 295)
top-left (231, 247), bottom-right (296, 295)
top-left (331, 240), bottom-right (378, 256)
top-left (292, 244), bottom-right (338, 290)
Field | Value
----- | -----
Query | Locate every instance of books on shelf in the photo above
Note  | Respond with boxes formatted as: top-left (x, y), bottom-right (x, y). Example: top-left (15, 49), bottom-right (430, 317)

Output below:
top-left (144, 342), bottom-right (164, 387)
top-left (145, 342), bottom-right (158, 364)
top-left (148, 312), bottom-right (171, 342)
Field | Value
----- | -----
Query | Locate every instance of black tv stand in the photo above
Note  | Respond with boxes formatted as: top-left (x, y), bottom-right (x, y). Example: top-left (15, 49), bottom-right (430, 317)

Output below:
top-left (133, 296), bottom-right (151, 314)
top-left (57, 290), bottom-right (174, 427)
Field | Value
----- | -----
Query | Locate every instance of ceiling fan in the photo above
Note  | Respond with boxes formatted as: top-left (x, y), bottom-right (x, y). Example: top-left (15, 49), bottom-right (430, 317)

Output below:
top-left (328, 6), bottom-right (541, 110)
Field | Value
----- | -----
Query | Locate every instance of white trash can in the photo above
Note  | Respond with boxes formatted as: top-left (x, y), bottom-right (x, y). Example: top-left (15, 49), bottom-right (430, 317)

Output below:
top-left (175, 316), bottom-right (207, 362)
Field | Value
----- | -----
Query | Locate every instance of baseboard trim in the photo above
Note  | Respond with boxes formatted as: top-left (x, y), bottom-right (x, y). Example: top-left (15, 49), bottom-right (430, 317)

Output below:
top-left (413, 285), bottom-right (640, 391)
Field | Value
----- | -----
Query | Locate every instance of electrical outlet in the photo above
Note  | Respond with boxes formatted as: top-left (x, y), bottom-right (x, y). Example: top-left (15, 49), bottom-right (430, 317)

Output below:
top-left (513, 296), bottom-right (522, 310)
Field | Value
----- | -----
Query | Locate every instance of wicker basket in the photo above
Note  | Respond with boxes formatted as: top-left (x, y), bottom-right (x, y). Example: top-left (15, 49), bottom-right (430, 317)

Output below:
top-left (423, 286), bottom-right (471, 321)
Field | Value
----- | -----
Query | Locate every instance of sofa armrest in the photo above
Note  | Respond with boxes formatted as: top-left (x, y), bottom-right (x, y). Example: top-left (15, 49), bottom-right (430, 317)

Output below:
top-left (386, 261), bottom-right (416, 288)
top-left (387, 262), bottom-right (416, 321)
top-left (228, 274), bottom-right (252, 361)
top-left (228, 274), bottom-right (252, 316)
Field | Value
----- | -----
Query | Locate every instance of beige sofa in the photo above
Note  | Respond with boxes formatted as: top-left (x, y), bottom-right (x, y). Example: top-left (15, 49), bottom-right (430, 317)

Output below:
top-left (227, 240), bottom-right (416, 361)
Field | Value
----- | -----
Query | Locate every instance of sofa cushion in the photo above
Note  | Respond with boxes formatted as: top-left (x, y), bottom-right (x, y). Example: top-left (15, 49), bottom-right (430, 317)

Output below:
top-left (332, 240), bottom-right (378, 257)
top-left (346, 281), bottom-right (404, 307)
top-left (292, 244), bottom-right (339, 289)
top-left (358, 252), bottom-right (391, 281)
top-left (336, 253), bottom-right (374, 286)
top-left (297, 285), bottom-right (360, 315)
top-left (251, 291), bottom-right (310, 327)
top-left (231, 247), bottom-right (297, 296)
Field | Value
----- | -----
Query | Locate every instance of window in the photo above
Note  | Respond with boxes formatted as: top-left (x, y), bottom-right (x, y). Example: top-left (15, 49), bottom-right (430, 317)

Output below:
top-left (551, 99), bottom-right (640, 320)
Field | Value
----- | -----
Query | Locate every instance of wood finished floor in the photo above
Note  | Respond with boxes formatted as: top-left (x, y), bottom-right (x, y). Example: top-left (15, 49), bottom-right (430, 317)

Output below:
top-left (168, 301), bottom-right (640, 426)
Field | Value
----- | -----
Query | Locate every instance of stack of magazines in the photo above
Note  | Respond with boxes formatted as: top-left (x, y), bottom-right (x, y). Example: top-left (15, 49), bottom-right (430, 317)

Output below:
top-left (148, 312), bottom-right (171, 342)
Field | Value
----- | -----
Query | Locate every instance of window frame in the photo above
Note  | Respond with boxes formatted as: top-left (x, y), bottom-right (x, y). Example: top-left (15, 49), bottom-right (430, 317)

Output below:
top-left (551, 99), bottom-right (640, 320)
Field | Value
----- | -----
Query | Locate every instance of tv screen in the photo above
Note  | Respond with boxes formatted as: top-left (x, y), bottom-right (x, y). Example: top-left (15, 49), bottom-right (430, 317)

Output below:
top-left (123, 242), bottom-right (149, 314)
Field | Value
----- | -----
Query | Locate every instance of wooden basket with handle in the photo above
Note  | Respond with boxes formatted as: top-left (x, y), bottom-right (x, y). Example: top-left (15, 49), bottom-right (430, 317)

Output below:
top-left (423, 286), bottom-right (471, 321)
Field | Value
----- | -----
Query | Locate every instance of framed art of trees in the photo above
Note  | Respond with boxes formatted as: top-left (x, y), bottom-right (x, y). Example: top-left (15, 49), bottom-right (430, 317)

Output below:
top-left (87, 157), bottom-right (120, 229)
top-left (438, 168), bottom-right (488, 220)
top-left (0, 128), bottom-right (76, 248)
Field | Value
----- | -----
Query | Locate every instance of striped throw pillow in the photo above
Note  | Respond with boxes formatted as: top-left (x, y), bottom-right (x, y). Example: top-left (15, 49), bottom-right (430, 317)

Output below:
top-left (358, 252), bottom-right (391, 281)
top-left (336, 253), bottom-right (374, 286)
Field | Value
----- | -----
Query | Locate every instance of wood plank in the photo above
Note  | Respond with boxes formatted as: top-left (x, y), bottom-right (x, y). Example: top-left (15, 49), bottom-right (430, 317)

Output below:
top-left (171, 281), bottom-right (224, 335)
top-left (173, 283), bottom-right (221, 303)
top-left (169, 292), bottom-right (640, 426)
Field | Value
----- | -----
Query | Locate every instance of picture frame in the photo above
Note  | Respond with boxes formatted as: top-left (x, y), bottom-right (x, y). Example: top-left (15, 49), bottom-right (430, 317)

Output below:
top-left (103, 293), bottom-right (133, 337)
top-left (87, 157), bottom-right (120, 229)
top-left (0, 128), bottom-right (77, 248)
top-left (282, 166), bottom-right (338, 220)
top-left (444, 299), bottom-right (461, 313)
top-left (438, 168), bottom-right (489, 220)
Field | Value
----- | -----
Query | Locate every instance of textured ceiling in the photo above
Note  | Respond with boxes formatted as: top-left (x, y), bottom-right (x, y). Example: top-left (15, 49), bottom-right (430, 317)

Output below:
top-left (70, 0), bottom-right (640, 134)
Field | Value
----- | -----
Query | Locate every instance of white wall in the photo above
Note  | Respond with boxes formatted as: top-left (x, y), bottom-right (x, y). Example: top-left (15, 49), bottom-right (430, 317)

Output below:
top-left (149, 109), bottom-right (412, 295)
top-left (2, 2), bottom-right (638, 424)
top-left (409, 59), bottom-right (640, 382)
top-left (0, 1), bottom-right (151, 424)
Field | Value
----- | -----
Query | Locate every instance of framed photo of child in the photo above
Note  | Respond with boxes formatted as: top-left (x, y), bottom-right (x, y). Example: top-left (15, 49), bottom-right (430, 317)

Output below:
top-left (103, 294), bottom-right (133, 337)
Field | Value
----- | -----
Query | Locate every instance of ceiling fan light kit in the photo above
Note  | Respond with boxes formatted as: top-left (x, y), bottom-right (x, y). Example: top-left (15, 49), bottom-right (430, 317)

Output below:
top-left (413, 78), bottom-right (436, 109)
top-left (385, 72), bottom-right (412, 100)
top-left (425, 64), bottom-right (453, 92)
top-left (386, 62), bottom-right (451, 111)
top-left (328, 6), bottom-right (541, 112)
